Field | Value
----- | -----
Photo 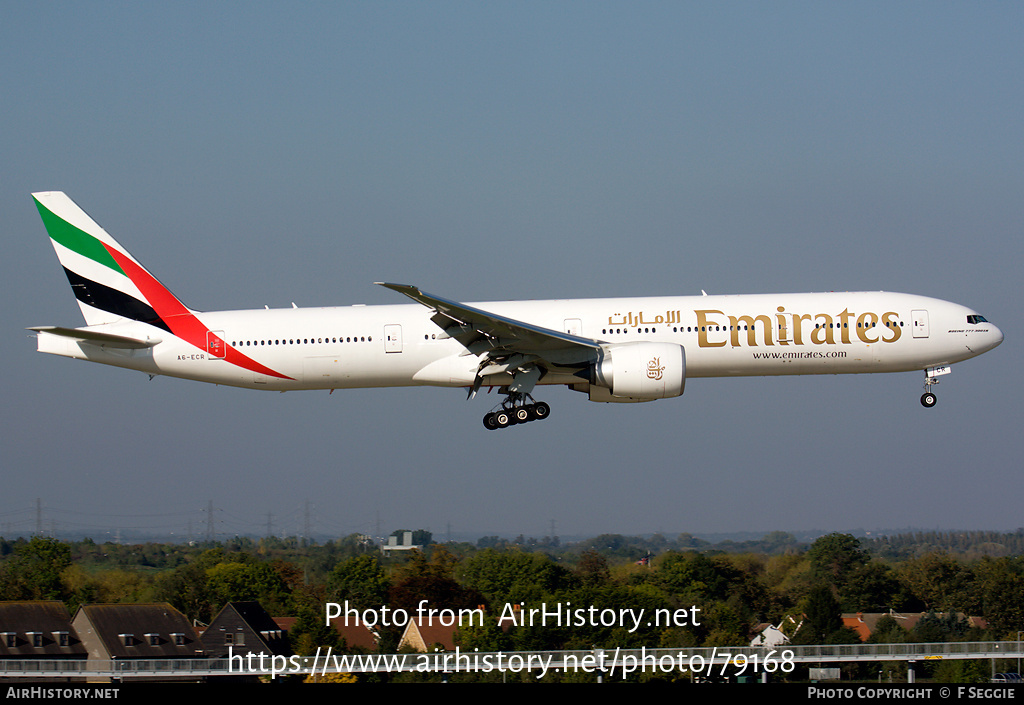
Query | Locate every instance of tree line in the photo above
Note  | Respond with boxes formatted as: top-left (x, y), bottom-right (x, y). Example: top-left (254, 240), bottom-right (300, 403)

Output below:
top-left (2, 530), bottom-right (1022, 682)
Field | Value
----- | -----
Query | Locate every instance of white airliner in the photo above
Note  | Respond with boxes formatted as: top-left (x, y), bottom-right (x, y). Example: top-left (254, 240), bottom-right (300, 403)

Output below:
top-left (29, 191), bottom-right (1003, 429)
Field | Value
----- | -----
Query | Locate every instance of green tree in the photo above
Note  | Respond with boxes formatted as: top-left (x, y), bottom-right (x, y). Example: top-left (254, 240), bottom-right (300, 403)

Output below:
top-left (92, 569), bottom-right (155, 604)
top-left (654, 552), bottom-right (745, 604)
top-left (793, 583), bottom-right (842, 644)
top-left (867, 615), bottom-right (909, 644)
top-left (0, 536), bottom-right (72, 600)
top-left (701, 601), bottom-right (749, 647)
top-left (977, 560), bottom-right (1024, 638)
top-left (326, 555), bottom-right (390, 610)
top-left (152, 547), bottom-right (276, 622)
top-left (911, 610), bottom-right (969, 643)
top-left (574, 549), bottom-right (611, 587)
top-left (290, 593), bottom-right (341, 656)
top-left (454, 613), bottom-right (513, 652)
top-left (153, 562), bottom-right (211, 622)
top-left (897, 552), bottom-right (973, 612)
top-left (205, 561), bottom-right (291, 614)
top-left (458, 549), bottom-right (574, 605)
top-left (807, 533), bottom-right (869, 592)
top-left (841, 561), bottom-right (902, 612)
top-left (388, 547), bottom-right (483, 613)
top-left (931, 659), bottom-right (988, 684)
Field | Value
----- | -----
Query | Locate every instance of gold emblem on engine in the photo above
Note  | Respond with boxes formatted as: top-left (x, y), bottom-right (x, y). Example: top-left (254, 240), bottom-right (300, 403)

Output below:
top-left (647, 357), bottom-right (665, 380)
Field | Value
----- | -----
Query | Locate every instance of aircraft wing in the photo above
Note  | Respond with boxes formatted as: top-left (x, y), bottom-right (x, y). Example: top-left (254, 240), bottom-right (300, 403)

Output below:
top-left (376, 283), bottom-right (601, 358)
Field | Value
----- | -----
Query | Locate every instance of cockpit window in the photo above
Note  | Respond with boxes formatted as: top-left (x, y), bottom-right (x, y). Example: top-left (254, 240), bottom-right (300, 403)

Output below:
top-left (967, 315), bottom-right (988, 324)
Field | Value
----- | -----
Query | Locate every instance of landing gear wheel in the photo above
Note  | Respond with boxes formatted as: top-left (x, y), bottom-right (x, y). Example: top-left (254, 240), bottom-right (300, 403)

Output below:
top-left (481, 392), bottom-right (550, 430)
top-left (921, 392), bottom-right (937, 408)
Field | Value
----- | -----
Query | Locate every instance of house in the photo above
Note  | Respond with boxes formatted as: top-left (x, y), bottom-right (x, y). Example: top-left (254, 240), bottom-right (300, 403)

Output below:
top-left (0, 602), bottom-right (87, 681)
top-left (329, 615), bottom-right (379, 652)
top-left (398, 616), bottom-right (459, 652)
top-left (71, 604), bottom-right (203, 682)
top-left (200, 602), bottom-right (291, 659)
top-left (839, 611), bottom-right (989, 641)
top-left (749, 622), bottom-right (789, 648)
top-left (841, 613), bottom-right (874, 641)
top-left (750, 614), bottom-right (800, 648)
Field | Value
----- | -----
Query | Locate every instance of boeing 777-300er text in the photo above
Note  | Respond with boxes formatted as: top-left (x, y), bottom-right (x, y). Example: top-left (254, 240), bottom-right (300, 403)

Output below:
top-left (29, 192), bottom-right (1003, 429)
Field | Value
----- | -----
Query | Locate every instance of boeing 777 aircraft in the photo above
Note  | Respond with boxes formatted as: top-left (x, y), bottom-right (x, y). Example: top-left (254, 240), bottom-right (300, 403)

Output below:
top-left (29, 192), bottom-right (1003, 429)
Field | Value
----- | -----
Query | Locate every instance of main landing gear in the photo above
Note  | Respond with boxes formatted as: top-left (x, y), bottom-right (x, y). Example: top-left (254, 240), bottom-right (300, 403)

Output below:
top-left (482, 393), bottom-right (551, 430)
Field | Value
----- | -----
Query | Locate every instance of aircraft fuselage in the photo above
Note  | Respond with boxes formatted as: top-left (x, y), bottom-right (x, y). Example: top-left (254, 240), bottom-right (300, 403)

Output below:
top-left (36, 291), bottom-right (1002, 391)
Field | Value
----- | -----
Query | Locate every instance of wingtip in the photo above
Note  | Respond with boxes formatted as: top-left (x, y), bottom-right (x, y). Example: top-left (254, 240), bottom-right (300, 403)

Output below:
top-left (377, 282), bottom-right (418, 292)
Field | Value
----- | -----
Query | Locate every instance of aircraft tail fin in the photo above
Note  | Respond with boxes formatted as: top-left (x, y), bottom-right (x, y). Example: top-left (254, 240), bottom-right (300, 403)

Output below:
top-left (32, 192), bottom-right (190, 333)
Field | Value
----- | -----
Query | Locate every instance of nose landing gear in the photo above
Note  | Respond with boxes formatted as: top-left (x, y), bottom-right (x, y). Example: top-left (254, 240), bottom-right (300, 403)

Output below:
top-left (920, 365), bottom-right (951, 408)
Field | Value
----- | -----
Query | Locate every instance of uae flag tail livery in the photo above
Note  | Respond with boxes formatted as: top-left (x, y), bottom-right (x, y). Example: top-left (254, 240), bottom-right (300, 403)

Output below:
top-left (30, 192), bottom-right (288, 381)
top-left (34, 191), bottom-right (185, 332)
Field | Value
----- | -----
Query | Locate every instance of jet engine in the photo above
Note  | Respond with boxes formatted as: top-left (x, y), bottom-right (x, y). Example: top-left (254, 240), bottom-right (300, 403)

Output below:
top-left (588, 341), bottom-right (685, 402)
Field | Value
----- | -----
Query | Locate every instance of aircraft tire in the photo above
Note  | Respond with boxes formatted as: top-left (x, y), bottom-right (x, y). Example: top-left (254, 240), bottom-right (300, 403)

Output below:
top-left (483, 413), bottom-right (498, 430)
top-left (921, 392), bottom-right (937, 408)
top-left (533, 402), bottom-right (551, 419)
top-left (495, 411), bottom-right (511, 428)
top-left (514, 407), bottom-right (530, 424)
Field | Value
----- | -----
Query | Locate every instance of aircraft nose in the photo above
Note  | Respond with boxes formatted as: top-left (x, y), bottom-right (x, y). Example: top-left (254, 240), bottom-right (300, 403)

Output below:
top-left (989, 323), bottom-right (1004, 350)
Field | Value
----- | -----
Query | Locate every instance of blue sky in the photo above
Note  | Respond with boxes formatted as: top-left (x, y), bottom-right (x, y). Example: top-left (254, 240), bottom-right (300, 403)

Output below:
top-left (2, 2), bottom-right (1021, 542)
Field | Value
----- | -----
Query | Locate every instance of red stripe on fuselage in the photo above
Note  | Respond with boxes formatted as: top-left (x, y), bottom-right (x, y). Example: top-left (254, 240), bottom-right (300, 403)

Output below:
top-left (104, 246), bottom-right (292, 380)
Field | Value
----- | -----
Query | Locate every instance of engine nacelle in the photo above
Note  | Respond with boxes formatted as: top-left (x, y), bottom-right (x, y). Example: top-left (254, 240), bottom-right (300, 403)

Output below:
top-left (589, 342), bottom-right (685, 402)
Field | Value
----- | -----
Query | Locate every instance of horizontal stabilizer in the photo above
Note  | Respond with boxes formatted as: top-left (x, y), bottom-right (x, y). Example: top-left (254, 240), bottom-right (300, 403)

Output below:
top-left (28, 326), bottom-right (161, 349)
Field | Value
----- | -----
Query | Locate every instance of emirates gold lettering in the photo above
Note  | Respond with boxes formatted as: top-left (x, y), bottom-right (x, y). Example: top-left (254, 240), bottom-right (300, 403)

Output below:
top-left (792, 313), bottom-right (812, 345)
top-left (728, 314), bottom-right (774, 347)
top-left (811, 314), bottom-right (834, 345)
top-left (856, 312), bottom-right (879, 343)
top-left (838, 309), bottom-right (854, 344)
top-left (775, 307), bottom-right (790, 346)
top-left (881, 311), bottom-right (902, 342)
top-left (689, 308), bottom-right (901, 348)
top-left (695, 310), bottom-right (727, 348)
